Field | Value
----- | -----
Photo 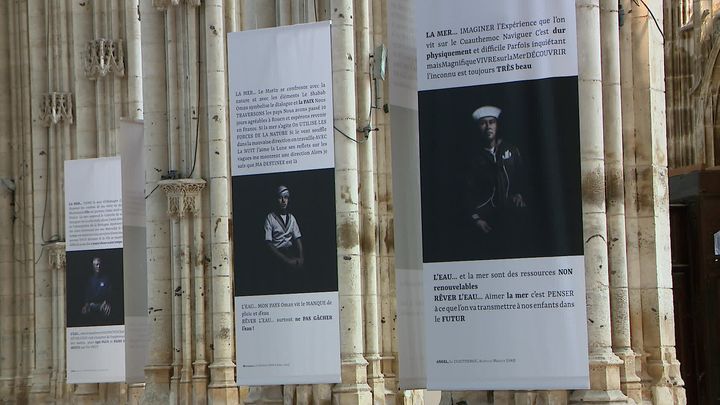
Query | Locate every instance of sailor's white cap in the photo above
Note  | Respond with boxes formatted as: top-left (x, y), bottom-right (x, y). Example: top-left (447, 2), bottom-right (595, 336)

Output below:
top-left (472, 105), bottom-right (501, 120)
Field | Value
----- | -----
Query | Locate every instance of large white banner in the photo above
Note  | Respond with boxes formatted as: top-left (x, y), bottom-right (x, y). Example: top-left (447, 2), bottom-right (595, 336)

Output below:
top-left (228, 21), bottom-right (341, 385)
top-left (65, 157), bottom-right (126, 384)
top-left (409, 0), bottom-right (589, 390)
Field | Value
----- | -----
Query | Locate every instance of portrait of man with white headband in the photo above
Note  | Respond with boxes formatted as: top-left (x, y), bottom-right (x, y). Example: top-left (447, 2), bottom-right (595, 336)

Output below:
top-left (264, 185), bottom-right (304, 269)
top-left (465, 105), bottom-right (527, 234)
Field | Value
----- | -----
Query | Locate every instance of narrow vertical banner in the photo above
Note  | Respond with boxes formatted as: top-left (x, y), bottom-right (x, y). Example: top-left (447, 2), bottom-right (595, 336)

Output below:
top-left (388, 0), bottom-right (426, 389)
top-left (65, 157), bottom-right (126, 384)
top-left (119, 119), bottom-right (149, 384)
top-left (228, 21), bottom-right (341, 385)
top-left (413, 0), bottom-right (589, 389)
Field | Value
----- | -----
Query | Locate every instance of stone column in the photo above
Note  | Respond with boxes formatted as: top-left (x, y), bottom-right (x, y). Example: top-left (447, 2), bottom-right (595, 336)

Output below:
top-left (0, 0), bottom-right (15, 397)
top-left (631, 1), bottom-right (686, 403)
top-left (204, 1), bottom-right (239, 403)
top-left (7, 0), bottom-right (25, 398)
top-left (71, 0), bottom-right (97, 160)
top-left (330, 0), bottom-right (372, 404)
top-left (356, 0), bottom-right (384, 403)
top-left (160, 178), bottom-right (207, 404)
top-left (140, 1), bottom-right (172, 403)
top-left (618, 0), bottom-right (655, 400)
top-left (569, 0), bottom-right (627, 403)
top-left (126, 0), bottom-right (143, 120)
top-left (599, 0), bottom-right (642, 402)
top-left (692, 0), bottom-right (713, 165)
top-left (27, 0), bottom-right (50, 400)
top-left (371, 0), bottom-right (397, 402)
top-left (47, 242), bottom-right (67, 401)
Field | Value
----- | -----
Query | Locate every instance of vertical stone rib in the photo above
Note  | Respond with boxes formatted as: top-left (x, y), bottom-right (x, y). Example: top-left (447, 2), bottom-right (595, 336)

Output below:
top-left (27, 0), bottom-right (50, 400)
top-left (204, 1), bottom-right (239, 402)
top-left (166, 8), bottom-right (180, 170)
top-left (192, 211), bottom-right (208, 404)
top-left (170, 215), bottom-right (182, 400)
top-left (224, 0), bottom-right (237, 33)
top-left (276, 0), bottom-right (292, 25)
top-left (140, 1), bottom-right (172, 403)
top-left (631, 1), bottom-right (686, 403)
top-left (72, 0), bottom-right (97, 159)
top-left (0, 0), bottom-right (15, 396)
top-left (356, 0), bottom-right (384, 402)
top-left (569, 0), bottom-right (626, 403)
top-left (93, 0), bottom-right (107, 156)
top-left (8, 0), bottom-right (22, 397)
top-left (600, 0), bottom-right (642, 402)
top-left (618, 1), bottom-right (652, 399)
top-left (126, 0), bottom-right (143, 120)
top-left (331, 0), bottom-right (372, 403)
top-left (181, 212), bottom-right (193, 402)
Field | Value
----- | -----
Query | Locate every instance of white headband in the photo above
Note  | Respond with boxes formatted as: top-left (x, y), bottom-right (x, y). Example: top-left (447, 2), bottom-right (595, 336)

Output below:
top-left (472, 105), bottom-right (501, 120)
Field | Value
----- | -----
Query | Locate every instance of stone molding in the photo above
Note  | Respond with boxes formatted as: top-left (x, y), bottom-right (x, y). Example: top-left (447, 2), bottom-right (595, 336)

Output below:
top-left (83, 39), bottom-right (125, 80)
top-left (153, 0), bottom-right (202, 10)
top-left (39, 93), bottom-right (73, 127)
top-left (159, 179), bottom-right (206, 219)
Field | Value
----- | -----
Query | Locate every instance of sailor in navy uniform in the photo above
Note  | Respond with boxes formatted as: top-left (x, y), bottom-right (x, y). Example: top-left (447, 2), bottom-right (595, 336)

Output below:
top-left (81, 256), bottom-right (112, 320)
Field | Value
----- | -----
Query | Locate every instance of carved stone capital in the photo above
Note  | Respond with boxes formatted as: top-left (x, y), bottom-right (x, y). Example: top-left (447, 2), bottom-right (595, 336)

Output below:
top-left (83, 39), bottom-right (125, 80)
top-left (39, 93), bottom-right (74, 127)
top-left (159, 179), bottom-right (206, 219)
top-left (153, 0), bottom-right (201, 10)
top-left (47, 242), bottom-right (67, 271)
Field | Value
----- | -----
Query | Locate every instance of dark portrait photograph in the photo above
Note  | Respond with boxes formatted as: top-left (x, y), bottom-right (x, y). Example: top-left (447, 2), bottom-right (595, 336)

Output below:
top-left (66, 248), bottom-right (125, 327)
top-left (232, 168), bottom-right (338, 296)
top-left (419, 76), bottom-right (584, 263)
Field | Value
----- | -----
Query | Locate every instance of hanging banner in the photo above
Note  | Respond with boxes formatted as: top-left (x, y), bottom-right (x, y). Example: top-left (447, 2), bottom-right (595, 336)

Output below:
top-left (119, 119), bottom-right (149, 384)
top-left (65, 157), bottom-right (126, 384)
top-left (228, 21), bottom-right (341, 385)
top-left (412, 0), bottom-right (589, 389)
top-left (388, 0), bottom-right (426, 389)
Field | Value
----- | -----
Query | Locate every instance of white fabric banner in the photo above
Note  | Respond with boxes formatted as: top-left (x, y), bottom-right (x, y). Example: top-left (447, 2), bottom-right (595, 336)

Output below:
top-left (65, 157), bottom-right (126, 384)
top-left (408, 0), bottom-right (589, 390)
top-left (228, 21), bottom-right (341, 386)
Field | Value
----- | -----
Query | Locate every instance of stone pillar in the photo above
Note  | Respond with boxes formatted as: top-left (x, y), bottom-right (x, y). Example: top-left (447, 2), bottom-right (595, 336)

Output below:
top-left (355, 0), bottom-right (384, 403)
top-left (692, 0), bottom-right (713, 165)
top-left (160, 178), bottom-right (207, 404)
top-left (569, 0), bottom-right (627, 403)
top-left (71, 0), bottom-right (97, 160)
top-left (6, 1), bottom-right (27, 400)
top-left (599, 0), bottom-right (642, 402)
top-left (27, 0), bottom-right (51, 400)
top-left (330, 0), bottom-right (372, 404)
top-left (204, 1), bottom-right (239, 403)
top-left (125, 0), bottom-right (143, 120)
top-left (140, 1), bottom-right (172, 403)
top-left (47, 242), bottom-right (67, 401)
top-left (631, 1), bottom-right (686, 404)
top-left (192, 197), bottom-right (209, 405)
top-left (0, 0), bottom-right (15, 397)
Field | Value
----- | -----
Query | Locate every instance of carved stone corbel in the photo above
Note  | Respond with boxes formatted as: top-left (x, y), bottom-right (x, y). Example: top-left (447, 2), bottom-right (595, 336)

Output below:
top-left (39, 93), bottom-right (74, 127)
top-left (83, 39), bottom-right (125, 80)
top-left (47, 242), bottom-right (67, 271)
top-left (158, 179), bottom-right (207, 219)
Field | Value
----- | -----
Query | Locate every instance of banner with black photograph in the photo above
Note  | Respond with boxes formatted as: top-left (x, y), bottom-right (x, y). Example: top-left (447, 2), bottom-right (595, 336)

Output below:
top-left (414, 0), bottom-right (589, 389)
top-left (228, 21), bottom-right (341, 385)
top-left (65, 157), bottom-right (126, 384)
